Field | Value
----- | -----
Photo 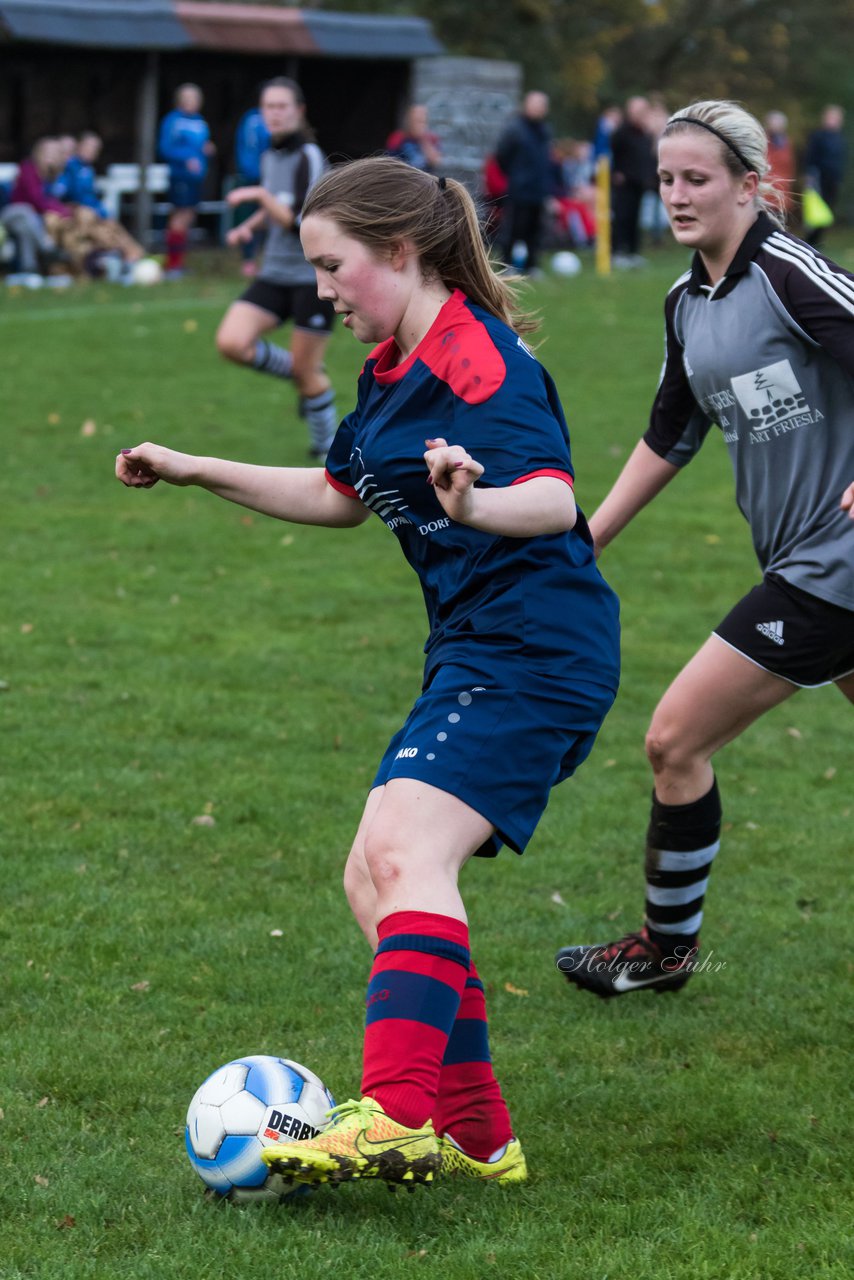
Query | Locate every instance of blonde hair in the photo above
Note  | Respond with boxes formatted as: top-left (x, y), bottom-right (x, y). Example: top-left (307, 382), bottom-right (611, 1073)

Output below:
top-left (664, 100), bottom-right (786, 227)
top-left (301, 156), bottom-right (536, 335)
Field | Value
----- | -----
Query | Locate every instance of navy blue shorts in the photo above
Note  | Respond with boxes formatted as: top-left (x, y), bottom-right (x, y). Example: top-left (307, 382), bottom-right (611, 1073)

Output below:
top-left (169, 175), bottom-right (204, 209)
top-left (372, 661), bottom-right (616, 856)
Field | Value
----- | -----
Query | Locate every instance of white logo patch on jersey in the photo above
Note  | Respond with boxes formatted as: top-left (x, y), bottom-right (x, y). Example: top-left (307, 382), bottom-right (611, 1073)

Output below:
top-left (730, 359), bottom-right (808, 431)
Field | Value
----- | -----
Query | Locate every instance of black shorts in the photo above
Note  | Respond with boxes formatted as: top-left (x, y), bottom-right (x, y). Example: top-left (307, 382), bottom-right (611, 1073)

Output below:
top-left (239, 279), bottom-right (335, 334)
top-left (714, 573), bottom-right (854, 687)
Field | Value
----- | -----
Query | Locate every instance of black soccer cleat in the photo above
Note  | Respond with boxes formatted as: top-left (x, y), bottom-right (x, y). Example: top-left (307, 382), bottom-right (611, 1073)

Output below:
top-left (555, 927), bottom-right (696, 999)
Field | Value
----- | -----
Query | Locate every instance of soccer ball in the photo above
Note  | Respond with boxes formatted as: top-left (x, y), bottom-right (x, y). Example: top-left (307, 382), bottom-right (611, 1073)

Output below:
top-left (185, 1054), bottom-right (335, 1202)
top-left (551, 250), bottom-right (582, 277)
top-left (131, 257), bottom-right (163, 286)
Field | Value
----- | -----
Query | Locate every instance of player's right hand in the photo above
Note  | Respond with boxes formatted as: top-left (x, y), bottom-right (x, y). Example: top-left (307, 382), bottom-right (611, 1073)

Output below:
top-left (115, 444), bottom-right (196, 488)
top-left (226, 225), bottom-right (250, 246)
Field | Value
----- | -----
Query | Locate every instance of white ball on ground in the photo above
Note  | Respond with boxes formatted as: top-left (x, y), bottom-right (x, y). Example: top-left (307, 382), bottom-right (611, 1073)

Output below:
top-left (131, 257), bottom-right (163, 286)
top-left (551, 251), bottom-right (582, 277)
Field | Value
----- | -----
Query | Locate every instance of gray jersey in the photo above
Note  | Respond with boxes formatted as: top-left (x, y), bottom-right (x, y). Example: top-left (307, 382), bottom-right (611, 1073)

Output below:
top-left (258, 135), bottom-right (326, 287)
top-left (645, 214), bottom-right (854, 612)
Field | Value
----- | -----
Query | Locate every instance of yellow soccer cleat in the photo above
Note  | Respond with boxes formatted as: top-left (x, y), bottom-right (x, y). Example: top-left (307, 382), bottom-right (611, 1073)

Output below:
top-left (439, 1134), bottom-right (528, 1185)
top-left (261, 1096), bottom-right (441, 1188)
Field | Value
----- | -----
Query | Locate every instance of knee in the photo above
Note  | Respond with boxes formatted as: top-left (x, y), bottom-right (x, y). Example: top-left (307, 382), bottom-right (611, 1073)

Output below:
top-left (361, 828), bottom-right (404, 895)
top-left (645, 716), bottom-right (694, 776)
top-left (216, 325), bottom-right (251, 364)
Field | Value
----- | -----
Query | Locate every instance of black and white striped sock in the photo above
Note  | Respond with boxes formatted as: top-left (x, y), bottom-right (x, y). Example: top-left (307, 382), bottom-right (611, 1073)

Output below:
top-left (301, 389), bottom-right (338, 455)
top-left (252, 340), bottom-right (293, 379)
top-left (644, 778), bottom-right (721, 959)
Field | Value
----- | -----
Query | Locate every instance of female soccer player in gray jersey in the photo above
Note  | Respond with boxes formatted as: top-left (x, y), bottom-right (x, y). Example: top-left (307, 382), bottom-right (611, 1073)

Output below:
top-left (218, 78), bottom-right (338, 459)
top-left (557, 100), bottom-right (854, 998)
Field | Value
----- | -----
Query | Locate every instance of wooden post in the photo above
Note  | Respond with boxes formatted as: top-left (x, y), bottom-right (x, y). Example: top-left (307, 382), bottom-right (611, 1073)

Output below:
top-left (134, 50), bottom-right (160, 247)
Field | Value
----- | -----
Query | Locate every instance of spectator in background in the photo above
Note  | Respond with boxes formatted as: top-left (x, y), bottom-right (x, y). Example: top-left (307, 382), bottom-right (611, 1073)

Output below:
top-left (480, 151), bottom-right (509, 246)
top-left (764, 110), bottom-right (796, 215)
top-left (495, 90), bottom-right (554, 276)
top-left (53, 131), bottom-right (109, 216)
top-left (592, 103), bottom-right (622, 165)
top-left (386, 104), bottom-right (442, 174)
top-left (158, 83), bottom-right (215, 279)
top-left (610, 95), bottom-right (652, 267)
top-left (1, 137), bottom-right (71, 276)
top-left (640, 98), bottom-right (669, 247)
top-left (232, 103), bottom-right (271, 279)
top-left (804, 104), bottom-right (847, 247)
top-left (49, 131), bottom-right (144, 275)
top-left (552, 138), bottom-right (596, 247)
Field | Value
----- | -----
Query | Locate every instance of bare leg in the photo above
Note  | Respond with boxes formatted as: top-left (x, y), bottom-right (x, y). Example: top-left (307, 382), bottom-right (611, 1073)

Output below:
top-left (216, 300), bottom-right (279, 365)
top-left (646, 634), bottom-right (798, 804)
top-left (290, 329), bottom-right (331, 401)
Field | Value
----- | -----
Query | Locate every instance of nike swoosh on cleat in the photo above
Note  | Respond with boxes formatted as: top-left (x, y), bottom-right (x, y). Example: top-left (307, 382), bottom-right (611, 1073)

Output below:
top-left (612, 972), bottom-right (686, 993)
top-left (612, 969), bottom-right (684, 993)
top-left (354, 1132), bottom-right (430, 1157)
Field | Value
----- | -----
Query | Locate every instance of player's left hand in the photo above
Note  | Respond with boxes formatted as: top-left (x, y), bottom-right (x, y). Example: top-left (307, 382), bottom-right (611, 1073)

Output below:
top-left (424, 437), bottom-right (484, 520)
top-left (841, 481), bottom-right (854, 519)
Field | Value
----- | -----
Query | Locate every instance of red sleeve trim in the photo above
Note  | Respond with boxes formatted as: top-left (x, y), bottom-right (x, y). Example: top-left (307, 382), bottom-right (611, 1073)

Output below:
top-left (325, 470), bottom-right (360, 499)
top-left (510, 468), bottom-right (574, 489)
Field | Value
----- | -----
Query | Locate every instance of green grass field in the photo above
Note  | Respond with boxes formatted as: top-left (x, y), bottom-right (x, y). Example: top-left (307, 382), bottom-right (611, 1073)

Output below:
top-left (1, 240), bottom-right (852, 1280)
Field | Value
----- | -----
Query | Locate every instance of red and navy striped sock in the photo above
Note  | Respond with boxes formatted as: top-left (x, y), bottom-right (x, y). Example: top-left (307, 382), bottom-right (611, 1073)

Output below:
top-left (165, 229), bottom-right (187, 271)
top-left (361, 910), bottom-right (470, 1129)
top-left (433, 962), bottom-right (513, 1160)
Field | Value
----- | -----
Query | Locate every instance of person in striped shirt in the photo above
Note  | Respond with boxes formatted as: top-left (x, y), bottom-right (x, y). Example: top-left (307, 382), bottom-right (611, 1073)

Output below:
top-left (557, 99), bottom-right (854, 999)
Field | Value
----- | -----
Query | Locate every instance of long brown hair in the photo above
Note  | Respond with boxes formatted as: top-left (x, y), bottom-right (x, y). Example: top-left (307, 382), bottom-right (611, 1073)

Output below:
top-left (302, 156), bottom-right (536, 335)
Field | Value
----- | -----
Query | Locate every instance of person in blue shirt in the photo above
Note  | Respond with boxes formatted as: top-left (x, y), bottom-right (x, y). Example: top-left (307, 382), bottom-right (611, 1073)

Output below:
top-left (158, 83), bottom-right (215, 277)
top-left (116, 156), bottom-right (620, 1192)
top-left (232, 105), bottom-right (271, 277)
top-left (55, 132), bottom-right (109, 218)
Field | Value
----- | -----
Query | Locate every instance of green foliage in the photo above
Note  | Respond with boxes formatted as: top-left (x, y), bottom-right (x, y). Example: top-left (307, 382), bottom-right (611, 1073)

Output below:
top-left (310, 0), bottom-right (853, 131)
top-left (1, 243), bottom-right (852, 1278)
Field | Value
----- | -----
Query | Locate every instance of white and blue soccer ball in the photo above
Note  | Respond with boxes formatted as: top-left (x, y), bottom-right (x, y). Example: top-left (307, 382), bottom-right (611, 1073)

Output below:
top-left (185, 1054), bottom-right (335, 1202)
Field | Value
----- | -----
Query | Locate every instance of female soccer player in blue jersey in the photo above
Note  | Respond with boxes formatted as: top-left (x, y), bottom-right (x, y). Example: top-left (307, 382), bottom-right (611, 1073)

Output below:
top-left (556, 101), bottom-right (854, 1000)
top-left (116, 156), bottom-right (620, 1189)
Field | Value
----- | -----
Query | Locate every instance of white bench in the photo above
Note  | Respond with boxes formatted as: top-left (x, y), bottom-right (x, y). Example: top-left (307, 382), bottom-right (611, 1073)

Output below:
top-left (1, 160), bottom-right (230, 243)
top-left (98, 163), bottom-right (230, 242)
top-left (96, 163), bottom-right (171, 220)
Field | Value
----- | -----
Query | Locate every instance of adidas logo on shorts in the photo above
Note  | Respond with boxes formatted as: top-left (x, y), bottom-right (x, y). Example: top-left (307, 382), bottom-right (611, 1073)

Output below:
top-left (756, 620), bottom-right (785, 645)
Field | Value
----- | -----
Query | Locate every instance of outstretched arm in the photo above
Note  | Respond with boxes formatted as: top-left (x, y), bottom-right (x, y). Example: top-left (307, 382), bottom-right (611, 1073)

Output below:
top-left (423, 438), bottom-right (576, 537)
top-left (115, 444), bottom-right (369, 529)
top-left (841, 481), bottom-right (854, 520)
top-left (588, 439), bottom-right (680, 554)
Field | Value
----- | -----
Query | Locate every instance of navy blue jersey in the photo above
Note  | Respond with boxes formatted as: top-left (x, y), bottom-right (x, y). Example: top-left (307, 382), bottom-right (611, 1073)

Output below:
top-left (325, 291), bottom-right (620, 689)
top-left (158, 110), bottom-right (211, 181)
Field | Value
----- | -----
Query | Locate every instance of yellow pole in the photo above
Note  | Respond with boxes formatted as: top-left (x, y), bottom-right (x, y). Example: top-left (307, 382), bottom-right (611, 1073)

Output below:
top-left (595, 155), bottom-right (611, 276)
